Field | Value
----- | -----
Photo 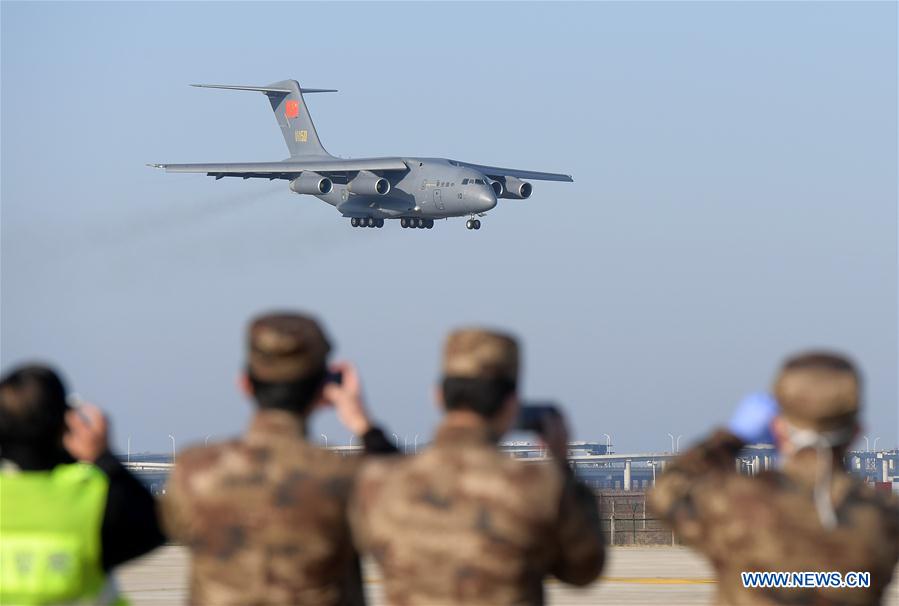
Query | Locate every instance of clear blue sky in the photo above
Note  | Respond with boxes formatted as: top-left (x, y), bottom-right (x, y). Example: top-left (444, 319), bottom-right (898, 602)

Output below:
top-left (2, 1), bottom-right (896, 454)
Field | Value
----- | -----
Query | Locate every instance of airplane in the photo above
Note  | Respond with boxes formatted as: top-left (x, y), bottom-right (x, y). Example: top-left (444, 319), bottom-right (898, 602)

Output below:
top-left (149, 80), bottom-right (573, 231)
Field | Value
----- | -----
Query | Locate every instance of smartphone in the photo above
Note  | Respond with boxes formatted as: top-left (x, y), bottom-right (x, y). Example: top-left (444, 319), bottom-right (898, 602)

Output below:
top-left (514, 402), bottom-right (561, 434)
top-left (326, 370), bottom-right (343, 385)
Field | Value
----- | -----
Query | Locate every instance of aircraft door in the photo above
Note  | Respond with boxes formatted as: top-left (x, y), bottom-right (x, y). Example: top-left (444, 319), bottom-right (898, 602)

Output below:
top-left (434, 188), bottom-right (444, 210)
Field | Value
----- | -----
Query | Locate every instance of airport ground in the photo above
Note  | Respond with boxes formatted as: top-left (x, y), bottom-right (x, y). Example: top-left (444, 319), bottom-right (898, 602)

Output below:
top-left (117, 545), bottom-right (899, 605)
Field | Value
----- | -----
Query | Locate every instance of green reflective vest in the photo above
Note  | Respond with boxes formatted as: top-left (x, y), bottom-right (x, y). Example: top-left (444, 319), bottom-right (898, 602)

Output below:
top-left (0, 462), bottom-right (115, 604)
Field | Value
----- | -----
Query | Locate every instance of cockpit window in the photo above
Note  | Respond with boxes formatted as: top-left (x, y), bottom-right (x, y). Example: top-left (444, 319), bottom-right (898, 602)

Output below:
top-left (462, 178), bottom-right (469, 185)
top-left (474, 179), bottom-right (485, 185)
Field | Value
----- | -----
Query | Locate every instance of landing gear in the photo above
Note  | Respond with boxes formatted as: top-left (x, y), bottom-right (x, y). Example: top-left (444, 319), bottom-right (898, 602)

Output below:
top-left (350, 217), bottom-right (384, 228)
top-left (465, 219), bottom-right (481, 230)
top-left (400, 218), bottom-right (434, 229)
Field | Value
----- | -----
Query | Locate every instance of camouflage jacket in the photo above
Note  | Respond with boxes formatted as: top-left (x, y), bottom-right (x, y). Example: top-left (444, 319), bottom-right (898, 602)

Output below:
top-left (648, 430), bottom-right (899, 605)
top-left (160, 410), bottom-right (364, 606)
top-left (349, 423), bottom-right (605, 606)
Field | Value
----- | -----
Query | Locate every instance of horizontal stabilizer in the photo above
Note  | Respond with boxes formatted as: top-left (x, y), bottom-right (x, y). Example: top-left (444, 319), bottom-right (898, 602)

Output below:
top-left (190, 84), bottom-right (337, 94)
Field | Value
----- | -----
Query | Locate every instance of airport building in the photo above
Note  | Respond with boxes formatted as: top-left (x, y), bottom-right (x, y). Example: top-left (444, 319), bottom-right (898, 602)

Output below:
top-left (123, 441), bottom-right (899, 546)
top-left (123, 442), bottom-right (899, 496)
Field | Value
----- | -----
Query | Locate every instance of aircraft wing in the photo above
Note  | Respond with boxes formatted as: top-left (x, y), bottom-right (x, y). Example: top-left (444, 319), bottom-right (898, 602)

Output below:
top-left (148, 158), bottom-right (409, 180)
top-left (454, 161), bottom-right (573, 182)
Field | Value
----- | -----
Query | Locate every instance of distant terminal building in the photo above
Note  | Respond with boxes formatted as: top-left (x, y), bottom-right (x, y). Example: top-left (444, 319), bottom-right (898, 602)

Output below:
top-left (122, 443), bottom-right (899, 496)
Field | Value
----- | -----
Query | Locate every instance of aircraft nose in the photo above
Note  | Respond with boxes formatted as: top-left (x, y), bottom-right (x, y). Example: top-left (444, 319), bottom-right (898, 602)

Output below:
top-left (476, 187), bottom-right (497, 211)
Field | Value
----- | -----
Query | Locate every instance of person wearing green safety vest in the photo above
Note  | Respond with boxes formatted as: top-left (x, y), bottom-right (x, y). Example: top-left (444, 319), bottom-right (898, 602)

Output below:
top-left (0, 364), bottom-right (165, 605)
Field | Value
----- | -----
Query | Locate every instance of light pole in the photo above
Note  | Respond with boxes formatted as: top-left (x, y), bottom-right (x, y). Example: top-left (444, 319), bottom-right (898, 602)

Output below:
top-left (320, 434), bottom-right (328, 448)
top-left (127, 435), bottom-right (131, 464)
top-left (863, 435), bottom-right (870, 452)
top-left (413, 434), bottom-right (419, 454)
top-left (873, 437), bottom-right (881, 451)
top-left (403, 436), bottom-right (408, 454)
top-left (667, 433), bottom-right (675, 453)
top-left (168, 434), bottom-right (176, 464)
top-left (676, 435), bottom-right (683, 453)
top-left (204, 435), bottom-right (211, 447)
top-left (350, 435), bottom-right (357, 448)
top-left (392, 432), bottom-right (399, 448)
top-left (602, 433), bottom-right (612, 452)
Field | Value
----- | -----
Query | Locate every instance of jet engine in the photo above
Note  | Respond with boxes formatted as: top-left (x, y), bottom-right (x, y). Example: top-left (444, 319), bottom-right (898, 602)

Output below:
top-left (289, 172), bottom-right (333, 195)
top-left (499, 177), bottom-right (532, 200)
top-left (348, 171), bottom-right (391, 196)
top-left (487, 179), bottom-right (504, 197)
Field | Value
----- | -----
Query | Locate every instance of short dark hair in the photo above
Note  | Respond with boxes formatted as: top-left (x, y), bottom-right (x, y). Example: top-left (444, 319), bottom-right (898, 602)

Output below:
top-left (247, 366), bottom-right (326, 415)
top-left (781, 352), bottom-right (859, 379)
top-left (0, 364), bottom-right (69, 448)
top-left (441, 376), bottom-right (516, 419)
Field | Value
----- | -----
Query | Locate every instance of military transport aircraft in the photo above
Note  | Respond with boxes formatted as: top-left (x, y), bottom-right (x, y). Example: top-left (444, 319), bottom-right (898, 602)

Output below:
top-left (150, 80), bottom-right (572, 231)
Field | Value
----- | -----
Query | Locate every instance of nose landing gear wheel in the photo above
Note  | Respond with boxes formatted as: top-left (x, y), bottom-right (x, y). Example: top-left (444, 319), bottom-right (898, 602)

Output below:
top-left (425, 219), bottom-right (434, 229)
top-left (400, 218), bottom-right (409, 228)
top-left (474, 219), bottom-right (481, 230)
top-left (376, 218), bottom-right (384, 228)
top-left (351, 218), bottom-right (359, 227)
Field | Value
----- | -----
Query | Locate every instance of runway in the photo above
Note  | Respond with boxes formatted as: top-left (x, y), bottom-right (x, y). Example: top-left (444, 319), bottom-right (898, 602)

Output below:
top-left (117, 546), bottom-right (898, 605)
top-left (117, 545), bottom-right (717, 604)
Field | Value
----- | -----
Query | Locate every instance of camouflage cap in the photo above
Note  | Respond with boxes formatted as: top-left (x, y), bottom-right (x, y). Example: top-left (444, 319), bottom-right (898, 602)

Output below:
top-left (247, 312), bottom-right (331, 382)
top-left (442, 328), bottom-right (519, 383)
top-left (773, 351), bottom-right (861, 431)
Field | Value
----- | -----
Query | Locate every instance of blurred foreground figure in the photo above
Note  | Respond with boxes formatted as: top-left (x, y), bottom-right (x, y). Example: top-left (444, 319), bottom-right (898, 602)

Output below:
top-left (650, 352), bottom-right (899, 605)
top-left (161, 312), bottom-right (395, 605)
top-left (350, 328), bottom-right (605, 605)
top-left (0, 364), bottom-right (164, 605)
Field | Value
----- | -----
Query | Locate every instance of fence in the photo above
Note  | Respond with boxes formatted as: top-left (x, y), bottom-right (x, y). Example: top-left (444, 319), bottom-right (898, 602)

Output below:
top-left (596, 490), bottom-right (677, 546)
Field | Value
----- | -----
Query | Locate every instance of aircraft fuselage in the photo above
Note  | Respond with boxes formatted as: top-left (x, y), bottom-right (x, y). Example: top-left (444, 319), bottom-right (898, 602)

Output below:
top-left (312, 158), bottom-right (497, 221)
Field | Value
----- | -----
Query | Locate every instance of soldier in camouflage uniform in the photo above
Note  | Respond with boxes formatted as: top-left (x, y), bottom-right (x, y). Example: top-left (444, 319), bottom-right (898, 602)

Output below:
top-left (350, 328), bottom-right (605, 605)
top-left (161, 312), bottom-right (395, 605)
top-left (649, 351), bottom-right (899, 605)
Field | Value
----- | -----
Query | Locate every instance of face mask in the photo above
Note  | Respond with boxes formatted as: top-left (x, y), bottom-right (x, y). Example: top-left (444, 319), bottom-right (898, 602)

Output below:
top-left (782, 422), bottom-right (855, 529)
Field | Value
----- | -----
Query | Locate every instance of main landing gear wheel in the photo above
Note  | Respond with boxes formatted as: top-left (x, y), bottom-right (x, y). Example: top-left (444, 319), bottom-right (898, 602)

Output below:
top-left (351, 217), bottom-right (384, 228)
top-left (401, 218), bottom-right (432, 229)
top-left (465, 219), bottom-right (482, 230)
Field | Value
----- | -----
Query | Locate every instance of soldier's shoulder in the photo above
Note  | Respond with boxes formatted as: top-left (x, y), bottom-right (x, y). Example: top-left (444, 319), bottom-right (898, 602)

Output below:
top-left (173, 439), bottom-right (276, 486)
top-left (357, 454), bottom-right (404, 484)
top-left (175, 440), bottom-right (240, 471)
top-left (303, 443), bottom-right (362, 476)
top-left (352, 455), bottom-right (406, 508)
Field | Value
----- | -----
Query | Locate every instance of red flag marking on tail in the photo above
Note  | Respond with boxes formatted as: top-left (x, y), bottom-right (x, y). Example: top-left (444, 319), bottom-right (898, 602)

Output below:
top-left (285, 100), bottom-right (299, 119)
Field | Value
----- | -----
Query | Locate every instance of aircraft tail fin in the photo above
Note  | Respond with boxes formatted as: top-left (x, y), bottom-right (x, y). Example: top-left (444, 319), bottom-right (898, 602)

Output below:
top-left (191, 80), bottom-right (335, 158)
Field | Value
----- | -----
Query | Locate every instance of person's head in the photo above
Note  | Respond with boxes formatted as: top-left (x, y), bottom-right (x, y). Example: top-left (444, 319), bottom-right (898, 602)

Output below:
top-left (0, 364), bottom-right (69, 454)
top-left (438, 328), bottom-right (520, 435)
top-left (770, 351), bottom-right (861, 457)
top-left (242, 312), bottom-right (331, 417)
